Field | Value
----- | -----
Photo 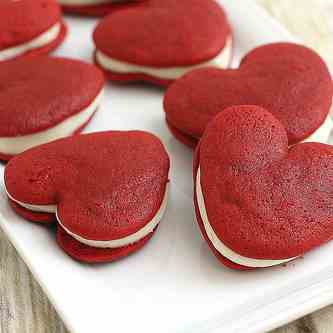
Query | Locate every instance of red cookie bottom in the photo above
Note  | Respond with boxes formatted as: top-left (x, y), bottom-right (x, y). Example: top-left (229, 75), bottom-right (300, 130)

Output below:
top-left (166, 120), bottom-right (198, 149)
top-left (0, 107), bottom-right (97, 162)
top-left (62, 1), bottom-right (145, 17)
top-left (57, 225), bottom-right (157, 263)
top-left (9, 199), bottom-right (55, 224)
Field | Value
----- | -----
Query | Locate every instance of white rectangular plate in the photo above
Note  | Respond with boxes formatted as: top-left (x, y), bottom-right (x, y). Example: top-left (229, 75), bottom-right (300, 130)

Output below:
top-left (1, 1), bottom-right (333, 333)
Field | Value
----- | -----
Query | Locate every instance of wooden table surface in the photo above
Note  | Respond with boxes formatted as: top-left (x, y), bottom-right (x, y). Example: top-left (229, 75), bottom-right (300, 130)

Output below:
top-left (1, 1), bottom-right (333, 332)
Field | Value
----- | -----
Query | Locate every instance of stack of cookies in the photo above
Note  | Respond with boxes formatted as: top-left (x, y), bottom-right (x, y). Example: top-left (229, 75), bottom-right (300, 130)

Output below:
top-left (2, 0), bottom-right (333, 270)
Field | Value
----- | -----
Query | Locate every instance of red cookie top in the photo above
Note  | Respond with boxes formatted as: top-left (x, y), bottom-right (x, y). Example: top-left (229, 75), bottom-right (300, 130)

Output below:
top-left (0, 0), bottom-right (62, 51)
top-left (196, 106), bottom-right (333, 260)
top-left (93, 0), bottom-right (230, 67)
top-left (0, 57), bottom-right (104, 137)
top-left (165, 43), bottom-right (333, 144)
top-left (5, 131), bottom-right (170, 241)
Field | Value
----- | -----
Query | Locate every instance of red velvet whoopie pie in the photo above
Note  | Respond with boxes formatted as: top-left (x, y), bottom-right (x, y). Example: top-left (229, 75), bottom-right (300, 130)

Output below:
top-left (93, 0), bottom-right (232, 86)
top-left (5, 131), bottom-right (170, 263)
top-left (0, 0), bottom-right (67, 62)
top-left (194, 105), bottom-right (333, 270)
top-left (0, 56), bottom-right (104, 161)
top-left (165, 43), bottom-right (333, 148)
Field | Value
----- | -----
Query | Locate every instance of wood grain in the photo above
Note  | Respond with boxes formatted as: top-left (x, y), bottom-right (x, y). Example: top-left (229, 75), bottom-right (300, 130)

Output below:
top-left (257, 0), bottom-right (333, 72)
top-left (1, 1), bottom-right (333, 332)
top-left (0, 227), bottom-right (68, 333)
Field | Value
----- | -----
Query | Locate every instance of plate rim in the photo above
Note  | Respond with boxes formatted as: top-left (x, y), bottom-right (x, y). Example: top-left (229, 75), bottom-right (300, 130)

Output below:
top-left (1, 2), bottom-right (331, 333)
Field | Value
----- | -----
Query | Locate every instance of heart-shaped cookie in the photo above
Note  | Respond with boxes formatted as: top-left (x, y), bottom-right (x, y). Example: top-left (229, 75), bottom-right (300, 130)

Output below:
top-left (0, 0), bottom-right (67, 62)
top-left (194, 105), bottom-right (333, 270)
top-left (59, 0), bottom-right (144, 17)
top-left (93, 0), bottom-right (232, 86)
top-left (165, 43), bottom-right (333, 147)
top-left (0, 56), bottom-right (104, 161)
top-left (5, 131), bottom-right (170, 263)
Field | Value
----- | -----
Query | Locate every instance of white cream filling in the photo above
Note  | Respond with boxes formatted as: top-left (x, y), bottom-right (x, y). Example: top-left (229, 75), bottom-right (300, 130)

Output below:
top-left (6, 184), bottom-right (168, 249)
top-left (302, 113), bottom-right (333, 143)
top-left (6, 188), bottom-right (57, 213)
top-left (59, 0), bottom-right (123, 5)
top-left (0, 23), bottom-right (61, 62)
top-left (95, 38), bottom-right (232, 80)
top-left (0, 90), bottom-right (103, 156)
top-left (196, 167), bottom-right (296, 268)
